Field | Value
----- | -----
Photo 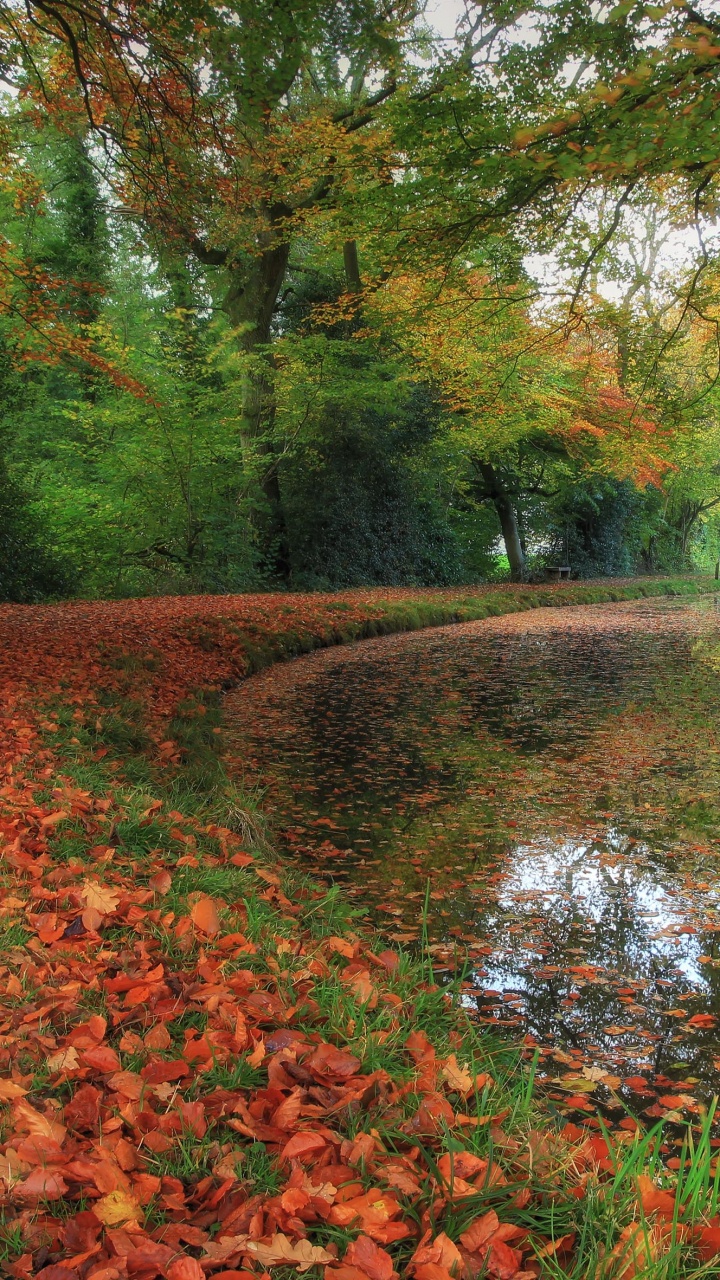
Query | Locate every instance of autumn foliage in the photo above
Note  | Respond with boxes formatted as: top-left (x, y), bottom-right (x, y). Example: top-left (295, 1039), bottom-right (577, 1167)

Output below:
top-left (0, 584), bottom-right (719, 1278)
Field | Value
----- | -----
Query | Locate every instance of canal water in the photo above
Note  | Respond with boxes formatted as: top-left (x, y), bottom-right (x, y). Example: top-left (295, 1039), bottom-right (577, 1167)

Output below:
top-left (227, 598), bottom-right (720, 1118)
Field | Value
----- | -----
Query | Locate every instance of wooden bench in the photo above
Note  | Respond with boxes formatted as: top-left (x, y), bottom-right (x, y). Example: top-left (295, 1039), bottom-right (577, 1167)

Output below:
top-left (545, 565), bottom-right (571, 581)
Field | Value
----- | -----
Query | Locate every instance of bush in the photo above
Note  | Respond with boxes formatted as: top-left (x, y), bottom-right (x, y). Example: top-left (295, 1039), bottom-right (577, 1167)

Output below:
top-left (282, 389), bottom-right (464, 588)
top-left (542, 479), bottom-right (645, 578)
top-left (0, 462), bottom-right (76, 602)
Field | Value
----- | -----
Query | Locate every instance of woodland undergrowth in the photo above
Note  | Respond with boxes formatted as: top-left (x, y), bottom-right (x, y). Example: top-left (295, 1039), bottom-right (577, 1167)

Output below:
top-left (1, 579), bottom-right (720, 1280)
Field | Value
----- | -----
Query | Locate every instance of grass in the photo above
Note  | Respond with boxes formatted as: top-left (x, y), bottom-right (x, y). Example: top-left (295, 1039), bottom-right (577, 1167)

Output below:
top-left (3, 577), bottom-right (720, 1276)
top-left (170, 577), bottom-right (720, 703)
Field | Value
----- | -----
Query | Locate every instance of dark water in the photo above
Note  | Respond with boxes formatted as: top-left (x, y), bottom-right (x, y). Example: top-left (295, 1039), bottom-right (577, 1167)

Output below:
top-left (229, 598), bottom-right (720, 1117)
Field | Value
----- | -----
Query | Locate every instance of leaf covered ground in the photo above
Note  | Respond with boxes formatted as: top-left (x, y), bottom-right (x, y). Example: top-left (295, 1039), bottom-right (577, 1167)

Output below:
top-left (1, 580), bottom-right (720, 1280)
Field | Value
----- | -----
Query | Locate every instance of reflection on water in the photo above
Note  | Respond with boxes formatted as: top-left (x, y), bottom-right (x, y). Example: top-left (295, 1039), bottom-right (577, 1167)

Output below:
top-left (228, 598), bottom-right (720, 1104)
top-left (472, 830), bottom-right (720, 1072)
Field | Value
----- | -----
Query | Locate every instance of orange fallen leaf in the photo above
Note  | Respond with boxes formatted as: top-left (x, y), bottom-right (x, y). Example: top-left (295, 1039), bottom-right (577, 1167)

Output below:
top-left (190, 895), bottom-right (221, 935)
top-left (15, 1167), bottom-right (68, 1200)
top-left (82, 1045), bottom-right (121, 1072)
top-left (600, 1222), bottom-right (667, 1279)
top-left (246, 1037), bottom-right (266, 1067)
top-left (81, 879), bottom-right (120, 916)
top-left (167, 1259), bottom-right (205, 1280)
top-left (637, 1174), bottom-right (675, 1220)
top-left (281, 1132), bottom-right (328, 1163)
top-left (0, 1080), bottom-right (27, 1100)
top-left (340, 1235), bottom-right (397, 1280)
top-left (94, 1188), bottom-right (144, 1226)
top-left (459, 1211), bottom-right (500, 1252)
top-left (410, 1232), bottom-right (462, 1275)
top-left (695, 1222), bottom-right (720, 1261)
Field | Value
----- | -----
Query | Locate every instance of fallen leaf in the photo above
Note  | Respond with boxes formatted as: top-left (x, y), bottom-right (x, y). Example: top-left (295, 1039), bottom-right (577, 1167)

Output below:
top-left (94, 1189), bottom-right (143, 1226)
top-left (637, 1175), bottom-right (676, 1220)
top-left (281, 1132), bottom-right (328, 1163)
top-left (81, 880), bottom-right (120, 916)
top-left (15, 1167), bottom-right (68, 1200)
top-left (167, 1260), bottom-right (205, 1280)
top-left (440, 1054), bottom-right (474, 1094)
top-left (459, 1211), bottom-right (500, 1253)
top-left (46, 1047), bottom-right (81, 1074)
top-left (0, 1079), bottom-right (27, 1099)
top-left (340, 1235), bottom-right (397, 1280)
top-left (245, 1234), bottom-right (333, 1271)
top-left (190, 895), bottom-right (221, 935)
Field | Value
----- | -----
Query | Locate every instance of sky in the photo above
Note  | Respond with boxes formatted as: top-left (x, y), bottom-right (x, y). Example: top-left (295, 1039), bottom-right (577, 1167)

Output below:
top-left (425, 0), bottom-right (467, 41)
top-left (421, 0), bottom-right (714, 312)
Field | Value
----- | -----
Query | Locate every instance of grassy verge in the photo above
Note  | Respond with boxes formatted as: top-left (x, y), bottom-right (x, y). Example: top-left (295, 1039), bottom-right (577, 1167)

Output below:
top-left (164, 577), bottom-right (720, 685)
top-left (1, 578), bottom-right (720, 1279)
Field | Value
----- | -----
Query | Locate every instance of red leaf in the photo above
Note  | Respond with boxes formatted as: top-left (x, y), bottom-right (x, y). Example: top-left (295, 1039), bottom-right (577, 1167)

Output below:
top-left (82, 1045), bottom-right (121, 1072)
top-left (167, 1259), bottom-right (205, 1280)
top-left (342, 1236), bottom-right (397, 1280)
top-left (15, 1167), bottom-right (68, 1201)
top-left (281, 1131), bottom-right (328, 1163)
top-left (306, 1043), bottom-right (362, 1080)
top-left (64, 1084), bottom-right (101, 1133)
top-left (126, 1243), bottom-right (175, 1275)
top-left (694, 1223), bottom-right (720, 1261)
top-left (637, 1175), bottom-right (676, 1219)
top-left (141, 1059), bottom-right (190, 1085)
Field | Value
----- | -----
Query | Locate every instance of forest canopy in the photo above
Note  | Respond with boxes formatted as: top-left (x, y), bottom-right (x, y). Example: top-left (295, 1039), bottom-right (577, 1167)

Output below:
top-left (1, 0), bottom-right (720, 595)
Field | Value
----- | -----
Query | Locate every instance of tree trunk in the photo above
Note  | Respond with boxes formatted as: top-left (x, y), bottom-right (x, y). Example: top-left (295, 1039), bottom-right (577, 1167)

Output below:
top-left (222, 227), bottom-right (291, 578)
top-left (478, 462), bottom-right (526, 581)
top-left (671, 500), bottom-right (701, 568)
top-left (343, 239), bottom-right (362, 293)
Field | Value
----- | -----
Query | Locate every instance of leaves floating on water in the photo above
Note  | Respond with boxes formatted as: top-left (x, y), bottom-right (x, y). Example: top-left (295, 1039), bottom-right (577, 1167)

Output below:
top-left (229, 599), bottom-right (720, 1113)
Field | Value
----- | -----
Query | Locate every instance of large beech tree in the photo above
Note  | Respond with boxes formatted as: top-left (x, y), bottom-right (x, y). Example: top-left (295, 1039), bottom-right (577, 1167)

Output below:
top-left (1, 0), bottom-right (420, 569)
top-left (3, 1), bottom-right (720, 578)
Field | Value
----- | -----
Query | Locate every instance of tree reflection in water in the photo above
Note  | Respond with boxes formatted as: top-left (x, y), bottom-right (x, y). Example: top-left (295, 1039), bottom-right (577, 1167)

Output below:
top-left (228, 598), bottom-right (720, 1103)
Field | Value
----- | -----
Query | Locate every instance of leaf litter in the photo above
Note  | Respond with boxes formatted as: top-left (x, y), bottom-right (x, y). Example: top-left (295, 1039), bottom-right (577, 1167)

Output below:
top-left (0, 586), bottom-right (720, 1279)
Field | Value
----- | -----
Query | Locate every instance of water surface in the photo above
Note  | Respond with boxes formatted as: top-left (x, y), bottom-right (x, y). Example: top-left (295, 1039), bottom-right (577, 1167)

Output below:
top-left (228, 598), bottom-right (720, 1121)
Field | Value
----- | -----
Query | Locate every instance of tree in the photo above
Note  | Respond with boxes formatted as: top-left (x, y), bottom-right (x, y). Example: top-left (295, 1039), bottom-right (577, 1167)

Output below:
top-left (380, 2), bottom-right (720, 270)
top-left (2, 0), bottom-right (424, 574)
top-left (3, 1), bottom-right (720, 593)
top-left (361, 253), bottom-right (670, 577)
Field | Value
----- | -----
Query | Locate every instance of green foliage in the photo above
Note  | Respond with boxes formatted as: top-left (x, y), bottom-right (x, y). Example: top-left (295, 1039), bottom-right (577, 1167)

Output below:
top-left (1, 7), bottom-right (720, 594)
top-left (0, 453), bottom-right (75, 601)
top-left (541, 478), bottom-right (646, 578)
top-left (282, 383), bottom-right (463, 588)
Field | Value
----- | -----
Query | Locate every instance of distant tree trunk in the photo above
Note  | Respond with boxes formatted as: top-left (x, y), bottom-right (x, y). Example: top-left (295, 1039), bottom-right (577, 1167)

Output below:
top-left (669, 499), bottom-right (703, 568)
top-left (478, 462), bottom-right (526, 581)
top-left (222, 220), bottom-right (291, 578)
top-left (343, 239), bottom-right (362, 293)
top-left (640, 537), bottom-right (656, 574)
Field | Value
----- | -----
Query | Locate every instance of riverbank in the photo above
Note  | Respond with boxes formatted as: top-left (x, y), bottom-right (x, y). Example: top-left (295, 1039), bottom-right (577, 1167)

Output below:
top-left (1, 578), bottom-right (720, 1279)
